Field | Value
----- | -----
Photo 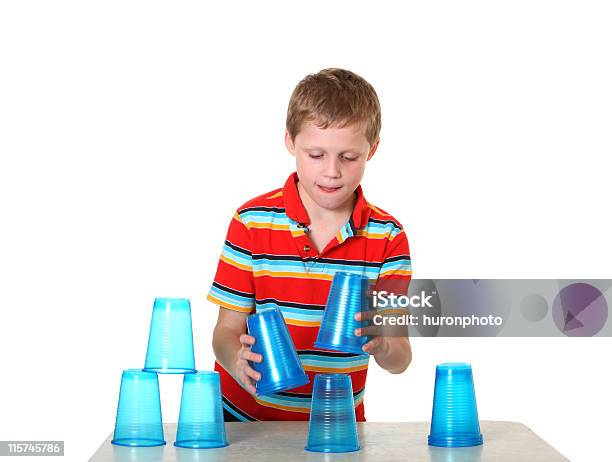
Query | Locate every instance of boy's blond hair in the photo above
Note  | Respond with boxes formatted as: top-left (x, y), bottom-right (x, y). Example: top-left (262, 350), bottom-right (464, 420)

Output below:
top-left (286, 68), bottom-right (381, 146)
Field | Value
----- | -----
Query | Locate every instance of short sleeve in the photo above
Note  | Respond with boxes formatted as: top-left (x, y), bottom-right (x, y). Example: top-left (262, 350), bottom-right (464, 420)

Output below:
top-left (374, 227), bottom-right (412, 295)
top-left (206, 211), bottom-right (256, 313)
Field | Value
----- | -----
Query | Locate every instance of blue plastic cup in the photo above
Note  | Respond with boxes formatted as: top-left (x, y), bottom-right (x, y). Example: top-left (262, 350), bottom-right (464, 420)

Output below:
top-left (175, 371), bottom-right (228, 449)
top-left (428, 363), bottom-right (484, 447)
top-left (144, 298), bottom-right (197, 374)
top-left (305, 374), bottom-right (360, 453)
top-left (111, 369), bottom-right (165, 447)
top-left (247, 307), bottom-right (309, 396)
top-left (315, 272), bottom-right (369, 354)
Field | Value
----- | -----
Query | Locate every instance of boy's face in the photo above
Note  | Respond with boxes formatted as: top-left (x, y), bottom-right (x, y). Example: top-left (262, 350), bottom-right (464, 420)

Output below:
top-left (285, 121), bottom-right (379, 213)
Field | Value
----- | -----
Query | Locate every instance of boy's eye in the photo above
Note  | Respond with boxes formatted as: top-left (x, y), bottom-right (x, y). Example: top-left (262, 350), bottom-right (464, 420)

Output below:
top-left (341, 154), bottom-right (358, 161)
top-left (308, 153), bottom-right (323, 159)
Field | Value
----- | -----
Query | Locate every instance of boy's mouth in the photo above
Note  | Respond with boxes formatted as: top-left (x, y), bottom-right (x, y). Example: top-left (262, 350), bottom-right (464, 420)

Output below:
top-left (317, 185), bottom-right (342, 194)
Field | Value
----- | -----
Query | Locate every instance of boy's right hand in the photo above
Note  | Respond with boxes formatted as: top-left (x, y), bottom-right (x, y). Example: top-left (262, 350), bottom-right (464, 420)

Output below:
top-left (234, 334), bottom-right (263, 395)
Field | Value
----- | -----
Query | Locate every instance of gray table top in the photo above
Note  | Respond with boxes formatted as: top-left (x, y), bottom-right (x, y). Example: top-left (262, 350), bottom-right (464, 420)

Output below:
top-left (90, 421), bottom-right (569, 462)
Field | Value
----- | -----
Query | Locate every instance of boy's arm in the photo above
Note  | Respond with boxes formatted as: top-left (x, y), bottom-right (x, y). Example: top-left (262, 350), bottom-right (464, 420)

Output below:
top-left (208, 209), bottom-right (261, 391)
top-left (356, 225), bottom-right (413, 374)
top-left (212, 307), bottom-right (262, 395)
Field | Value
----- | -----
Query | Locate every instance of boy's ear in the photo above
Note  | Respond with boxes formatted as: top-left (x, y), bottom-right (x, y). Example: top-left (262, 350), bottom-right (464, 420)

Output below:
top-left (367, 137), bottom-right (380, 161)
top-left (285, 130), bottom-right (296, 156)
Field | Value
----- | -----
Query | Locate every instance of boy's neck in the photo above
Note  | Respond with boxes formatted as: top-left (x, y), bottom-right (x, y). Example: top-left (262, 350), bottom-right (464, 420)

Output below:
top-left (296, 181), bottom-right (356, 226)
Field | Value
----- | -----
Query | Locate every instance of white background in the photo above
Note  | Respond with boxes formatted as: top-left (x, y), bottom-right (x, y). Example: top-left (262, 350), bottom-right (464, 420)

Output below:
top-left (1, 1), bottom-right (611, 461)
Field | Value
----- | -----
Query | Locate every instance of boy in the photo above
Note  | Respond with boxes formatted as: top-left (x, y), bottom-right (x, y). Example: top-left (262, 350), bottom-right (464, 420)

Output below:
top-left (207, 68), bottom-right (412, 421)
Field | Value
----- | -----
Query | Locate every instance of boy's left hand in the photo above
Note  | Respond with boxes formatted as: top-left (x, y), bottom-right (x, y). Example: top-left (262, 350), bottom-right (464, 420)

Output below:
top-left (354, 309), bottom-right (390, 356)
top-left (354, 310), bottom-right (412, 374)
top-left (354, 310), bottom-right (407, 356)
top-left (355, 330), bottom-right (390, 356)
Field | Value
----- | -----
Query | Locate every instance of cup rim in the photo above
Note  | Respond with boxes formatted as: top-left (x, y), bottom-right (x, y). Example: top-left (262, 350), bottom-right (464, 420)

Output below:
top-left (174, 440), bottom-right (228, 449)
top-left (154, 297), bottom-right (190, 304)
top-left (142, 367), bottom-right (197, 374)
top-left (428, 433), bottom-right (483, 447)
top-left (437, 362), bottom-right (472, 371)
top-left (183, 370), bottom-right (220, 380)
top-left (122, 368), bottom-right (158, 377)
top-left (256, 373), bottom-right (309, 396)
top-left (315, 373), bottom-right (350, 381)
top-left (332, 271), bottom-right (363, 279)
top-left (313, 340), bottom-right (368, 355)
top-left (111, 438), bottom-right (166, 447)
top-left (250, 306), bottom-right (280, 317)
top-left (305, 444), bottom-right (360, 453)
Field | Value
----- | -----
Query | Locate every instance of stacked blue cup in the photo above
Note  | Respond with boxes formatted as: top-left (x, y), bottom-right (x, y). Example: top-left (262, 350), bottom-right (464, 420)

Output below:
top-left (175, 371), bottom-right (228, 449)
top-left (144, 298), bottom-right (197, 374)
top-left (428, 363), bottom-right (484, 448)
top-left (315, 272), bottom-right (369, 355)
top-left (247, 307), bottom-right (309, 396)
top-left (305, 374), bottom-right (360, 453)
top-left (111, 369), bottom-right (166, 447)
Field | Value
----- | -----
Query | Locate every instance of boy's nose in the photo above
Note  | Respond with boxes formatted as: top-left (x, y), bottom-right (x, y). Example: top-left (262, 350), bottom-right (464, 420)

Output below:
top-left (323, 157), bottom-right (341, 178)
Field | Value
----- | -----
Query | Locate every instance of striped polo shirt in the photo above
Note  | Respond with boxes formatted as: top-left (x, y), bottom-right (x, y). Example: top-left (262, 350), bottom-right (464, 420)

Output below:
top-left (207, 172), bottom-right (412, 421)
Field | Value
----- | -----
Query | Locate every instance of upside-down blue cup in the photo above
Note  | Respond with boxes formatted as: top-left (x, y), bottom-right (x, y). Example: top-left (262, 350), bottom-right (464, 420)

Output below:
top-left (315, 272), bottom-right (369, 355)
top-left (111, 369), bottom-right (165, 447)
top-left (247, 307), bottom-right (309, 396)
top-left (306, 374), bottom-right (360, 453)
top-left (428, 363), bottom-right (484, 448)
top-left (175, 371), bottom-right (228, 449)
top-left (144, 298), bottom-right (196, 374)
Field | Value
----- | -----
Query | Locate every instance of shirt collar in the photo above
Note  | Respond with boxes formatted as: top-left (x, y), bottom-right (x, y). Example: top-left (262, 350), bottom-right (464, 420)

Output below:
top-left (282, 172), bottom-right (371, 230)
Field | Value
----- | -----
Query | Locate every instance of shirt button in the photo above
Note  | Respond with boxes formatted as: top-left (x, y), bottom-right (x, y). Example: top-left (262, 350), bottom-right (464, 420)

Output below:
top-left (304, 245), bottom-right (311, 252)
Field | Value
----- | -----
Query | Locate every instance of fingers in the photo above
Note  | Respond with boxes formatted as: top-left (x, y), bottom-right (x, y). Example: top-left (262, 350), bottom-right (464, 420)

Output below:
top-left (236, 334), bottom-right (261, 395)
top-left (355, 310), bottom-right (410, 338)
top-left (238, 372), bottom-right (257, 395)
top-left (362, 337), bottom-right (382, 354)
top-left (355, 325), bottom-right (383, 337)
top-left (240, 349), bottom-right (262, 363)
top-left (239, 334), bottom-right (262, 362)
top-left (240, 334), bottom-right (256, 346)
top-left (354, 310), bottom-right (383, 337)
top-left (238, 365), bottom-right (261, 395)
top-left (244, 366), bottom-right (261, 382)
top-left (355, 310), bottom-right (379, 322)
